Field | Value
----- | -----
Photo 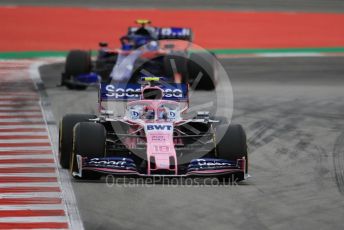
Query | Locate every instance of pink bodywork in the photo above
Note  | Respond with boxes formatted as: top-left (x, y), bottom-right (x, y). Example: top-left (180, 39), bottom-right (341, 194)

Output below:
top-left (123, 99), bottom-right (187, 175)
top-left (144, 122), bottom-right (177, 175)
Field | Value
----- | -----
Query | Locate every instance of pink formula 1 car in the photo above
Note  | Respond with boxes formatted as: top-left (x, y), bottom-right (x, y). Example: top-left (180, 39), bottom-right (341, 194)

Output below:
top-left (58, 77), bottom-right (248, 182)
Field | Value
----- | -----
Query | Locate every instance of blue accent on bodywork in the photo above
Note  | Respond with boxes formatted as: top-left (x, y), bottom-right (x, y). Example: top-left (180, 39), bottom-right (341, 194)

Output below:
top-left (123, 26), bottom-right (192, 49)
top-left (100, 82), bottom-right (188, 101)
top-left (74, 73), bottom-right (99, 84)
top-left (187, 158), bottom-right (238, 172)
top-left (84, 157), bottom-right (137, 171)
top-left (157, 27), bottom-right (192, 41)
top-left (120, 35), bottom-right (153, 50)
top-left (122, 44), bottom-right (134, 51)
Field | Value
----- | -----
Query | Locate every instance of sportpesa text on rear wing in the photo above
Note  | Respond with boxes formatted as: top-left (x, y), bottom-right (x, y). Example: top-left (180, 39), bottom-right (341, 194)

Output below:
top-left (99, 83), bottom-right (189, 102)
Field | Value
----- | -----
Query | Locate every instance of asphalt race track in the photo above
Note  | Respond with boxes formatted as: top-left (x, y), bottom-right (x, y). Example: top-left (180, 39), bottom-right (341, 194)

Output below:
top-left (4, 0), bottom-right (343, 229)
top-left (40, 57), bottom-right (344, 230)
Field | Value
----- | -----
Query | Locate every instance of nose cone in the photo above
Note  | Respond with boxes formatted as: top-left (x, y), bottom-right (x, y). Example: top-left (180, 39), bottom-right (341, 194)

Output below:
top-left (144, 123), bottom-right (177, 175)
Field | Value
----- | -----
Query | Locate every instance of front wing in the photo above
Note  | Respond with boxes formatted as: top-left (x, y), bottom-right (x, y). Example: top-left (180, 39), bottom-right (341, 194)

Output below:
top-left (72, 156), bottom-right (248, 181)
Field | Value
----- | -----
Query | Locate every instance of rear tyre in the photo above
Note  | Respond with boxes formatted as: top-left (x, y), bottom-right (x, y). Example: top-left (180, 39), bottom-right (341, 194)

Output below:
top-left (63, 50), bottom-right (92, 90)
top-left (71, 122), bottom-right (106, 180)
top-left (188, 52), bottom-right (216, 90)
top-left (216, 124), bottom-right (248, 175)
top-left (59, 114), bottom-right (96, 169)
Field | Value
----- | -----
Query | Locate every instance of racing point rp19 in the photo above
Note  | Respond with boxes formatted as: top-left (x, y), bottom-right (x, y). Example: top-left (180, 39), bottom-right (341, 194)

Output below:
top-left (60, 19), bottom-right (218, 91)
top-left (58, 77), bottom-right (249, 182)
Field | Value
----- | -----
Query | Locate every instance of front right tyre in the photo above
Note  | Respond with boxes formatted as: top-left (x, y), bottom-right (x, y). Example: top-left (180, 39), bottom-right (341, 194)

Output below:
top-left (216, 124), bottom-right (248, 175)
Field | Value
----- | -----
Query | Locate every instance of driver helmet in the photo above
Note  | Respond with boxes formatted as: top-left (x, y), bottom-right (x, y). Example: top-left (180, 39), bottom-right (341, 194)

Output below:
top-left (146, 40), bottom-right (159, 51)
top-left (157, 106), bottom-right (168, 120)
top-left (142, 105), bottom-right (155, 120)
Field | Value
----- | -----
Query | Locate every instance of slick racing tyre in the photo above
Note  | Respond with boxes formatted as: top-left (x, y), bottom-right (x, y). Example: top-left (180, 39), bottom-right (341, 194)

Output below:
top-left (188, 52), bottom-right (216, 90)
top-left (216, 124), bottom-right (248, 173)
top-left (71, 122), bottom-right (106, 180)
top-left (63, 50), bottom-right (92, 90)
top-left (59, 114), bottom-right (96, 169)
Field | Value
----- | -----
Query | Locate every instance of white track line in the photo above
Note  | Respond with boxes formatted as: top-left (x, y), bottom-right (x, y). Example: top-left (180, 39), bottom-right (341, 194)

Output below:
top-left (0, 101), bottom-right (39, 105)
top-left (0, 216), bottom-right (67, 222)
top-left (0, 93), bottom-right (38, 97)
top-left (0, 204), bottom-right (65, 210)
top-left (0, 182), bottom-right (60, 188)
top-left (0, 155), bottom-right (53, 159)
top-left (0, 95), bottom-right (38, 99)
top-left (0, 164), bottom-right (55, 168)
top-left (0, 107), bottom-right (41, 110)
top-left (30, 61), bottom-right (84, 230)
top-left (0, 147), bottom-right (51, 152)
top-left (0, 173), bottom-right (57, 177)
top-left (0, 112), bottom-right (43, 116)
top-left (0, 125), bottom-right (45, 128)
top-left (0, 147), bottom-right (52, 151)
top-left (0, 132), bottom-right (48, 136)
top-left (0, 192), bottom-right (62, 198)
top-left (0, 139), bottom-right (50, 143)
top-left (0, 118), bottom-right (43, 122)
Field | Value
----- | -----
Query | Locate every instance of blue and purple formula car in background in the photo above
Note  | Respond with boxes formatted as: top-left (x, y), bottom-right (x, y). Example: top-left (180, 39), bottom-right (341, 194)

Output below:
top-left (61, 20), bottom-right (218, 90)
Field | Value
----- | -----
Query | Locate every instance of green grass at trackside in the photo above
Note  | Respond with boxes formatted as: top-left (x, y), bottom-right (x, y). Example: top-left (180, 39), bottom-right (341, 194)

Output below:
top-left (1, 47), bottom-right (344, 59)
top-left (0, 51), bottom-right (69, 59)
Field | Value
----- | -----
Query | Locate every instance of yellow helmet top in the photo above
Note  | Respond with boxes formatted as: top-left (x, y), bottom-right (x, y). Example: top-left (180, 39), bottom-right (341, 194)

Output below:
top-left (136, 19), bottom-right (151, 26)
top-left (142, 76), bottom-right (160, 82)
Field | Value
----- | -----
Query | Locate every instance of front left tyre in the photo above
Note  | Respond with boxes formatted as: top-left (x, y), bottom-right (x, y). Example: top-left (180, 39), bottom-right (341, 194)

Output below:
top-left (59, 114), bottom-right (96, 169)
top-left (71, 122), bottom-right (106, 179)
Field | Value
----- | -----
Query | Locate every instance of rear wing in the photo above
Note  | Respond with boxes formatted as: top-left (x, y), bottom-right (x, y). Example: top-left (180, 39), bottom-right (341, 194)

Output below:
top-left (128, 27), bottom-right (193, 41)
top-left (157, 27), bottom-right (193, 41)
top-left (99, 82), bottom-right (189, 102)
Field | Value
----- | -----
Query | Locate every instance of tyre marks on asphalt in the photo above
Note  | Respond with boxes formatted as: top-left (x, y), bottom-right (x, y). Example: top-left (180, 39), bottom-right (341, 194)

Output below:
top-left (231, 81), bottom-right (341, 198)
top-left (333, 132), bottom-right (344, 195)
top-left (0, 60), bottom-right (69, 229)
